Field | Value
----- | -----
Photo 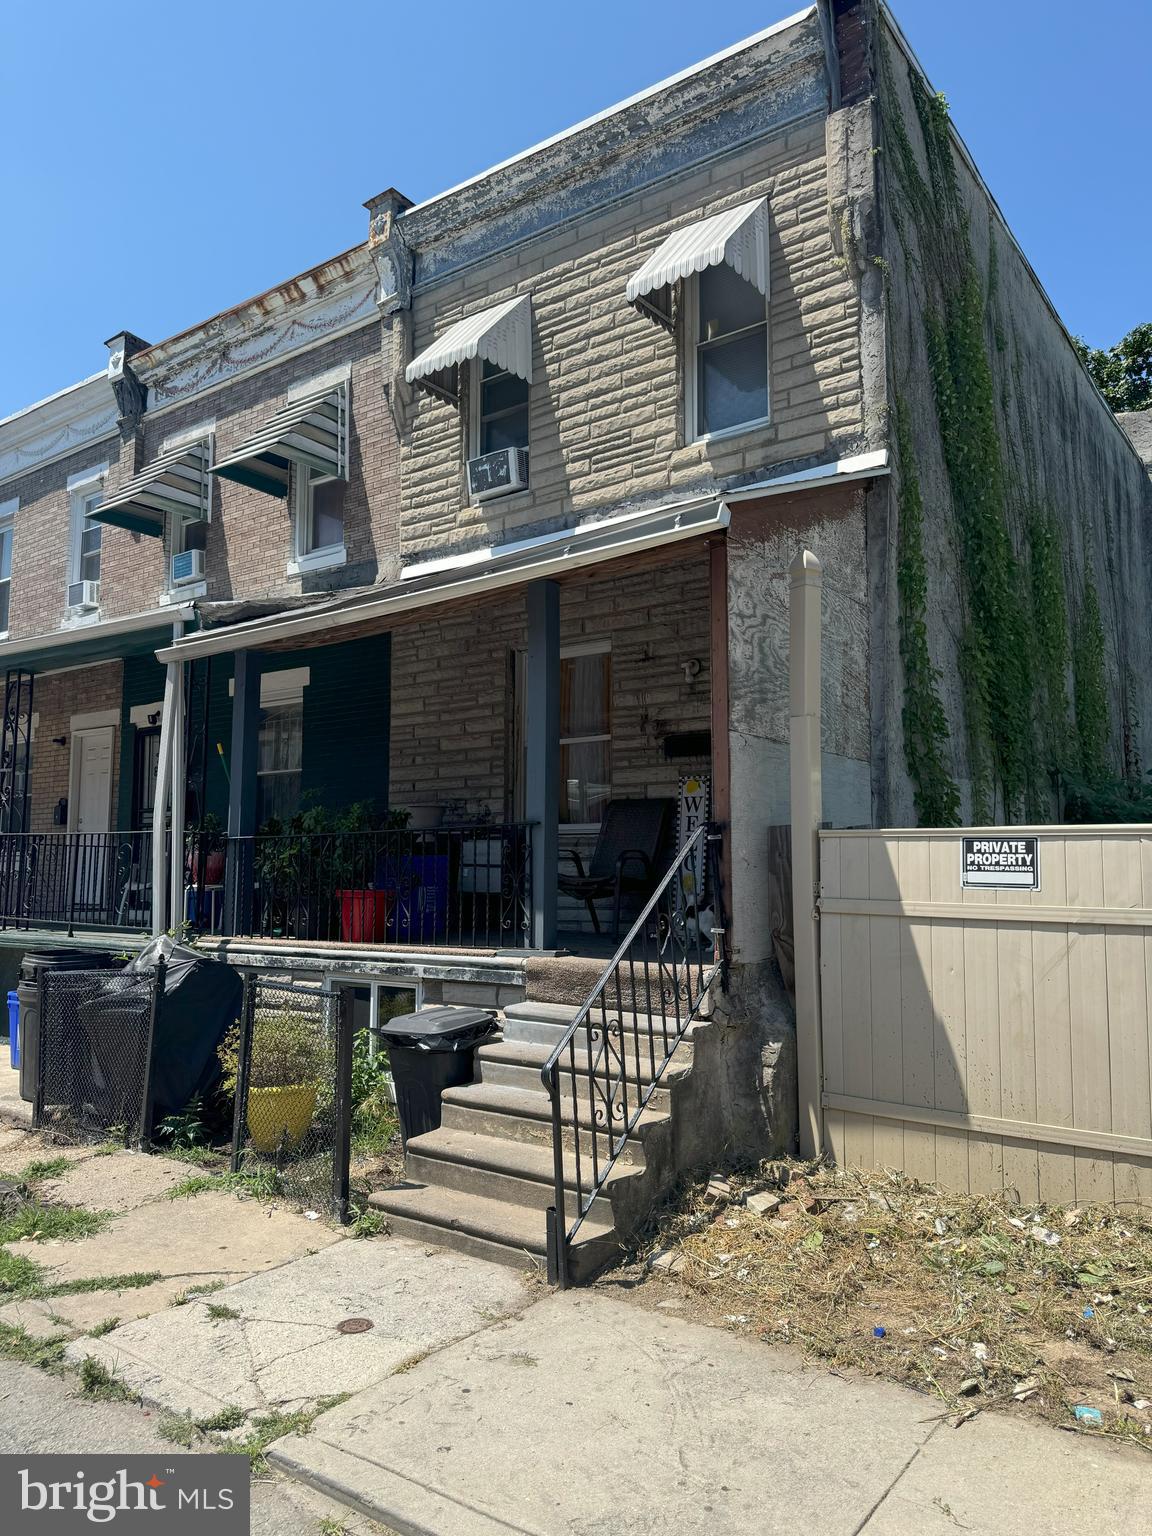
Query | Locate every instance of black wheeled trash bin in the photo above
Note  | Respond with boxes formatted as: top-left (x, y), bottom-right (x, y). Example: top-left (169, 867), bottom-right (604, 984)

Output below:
top-left (376, 1006), bottom-right (497, 1146)
top-left (18, 948), bottom-right (120, 1104)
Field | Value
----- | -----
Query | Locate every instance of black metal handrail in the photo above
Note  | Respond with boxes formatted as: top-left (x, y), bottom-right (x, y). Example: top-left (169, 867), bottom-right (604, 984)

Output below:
top-left (219, 823), bottom-right (533, 949)
top-left (541, 823), bottom-right (726, 1287)
top-left (0, 831), bottom-right (155, 934)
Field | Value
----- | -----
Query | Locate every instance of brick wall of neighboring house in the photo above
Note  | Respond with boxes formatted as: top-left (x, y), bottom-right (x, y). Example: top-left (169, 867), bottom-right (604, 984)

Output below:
top-left (29, 662), bottom-right (125, 833)
top-left (401, 117), bottom-right (862, 561)
top-left (0, 434), bottom-right (156, 639)
top-left (136, 322), bottom-right (399, 605)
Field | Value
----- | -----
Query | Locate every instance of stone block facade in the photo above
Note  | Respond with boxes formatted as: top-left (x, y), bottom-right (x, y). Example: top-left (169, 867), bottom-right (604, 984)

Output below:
top-left (400, 118), bottom-right (864, 562)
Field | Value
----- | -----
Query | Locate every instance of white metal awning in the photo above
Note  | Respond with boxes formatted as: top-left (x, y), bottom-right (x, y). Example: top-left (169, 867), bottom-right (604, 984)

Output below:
top-left (156, 496), bottom-right (728, 663)
top-left (626, 196), bottom-right (770, 326)
top-left (210, 382), bottom-right (346, 498)
top-left (406, 295), bottom-right (533, 401)
top-left (90, 439), bottom-right (211, 537)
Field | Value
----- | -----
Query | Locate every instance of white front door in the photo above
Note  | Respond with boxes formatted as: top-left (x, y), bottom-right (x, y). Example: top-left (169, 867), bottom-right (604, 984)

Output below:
top-left (69, 727), bottom-right (114, 912)
top-left (69, 727), bottom-right (114, 837)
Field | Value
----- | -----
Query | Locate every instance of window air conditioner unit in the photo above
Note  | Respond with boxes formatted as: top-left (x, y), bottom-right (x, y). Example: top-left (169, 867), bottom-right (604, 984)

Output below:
top-left (170, 548), bottom-right (205, 586)
top-left (468, 446), bottom-right (529, 502)
top-left (67, 580), bottom-right (100, 611)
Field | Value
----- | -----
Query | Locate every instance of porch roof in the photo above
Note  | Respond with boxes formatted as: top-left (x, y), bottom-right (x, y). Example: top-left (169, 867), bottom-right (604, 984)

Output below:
top-left (156, 495), bottom-right (730, 663)
top-left (0, 605), bottom-right (196, 674)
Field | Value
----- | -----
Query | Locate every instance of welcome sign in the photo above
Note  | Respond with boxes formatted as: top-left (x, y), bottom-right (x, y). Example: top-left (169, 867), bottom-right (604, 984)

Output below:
top-left (961, 836), bottom-right (1040, 891)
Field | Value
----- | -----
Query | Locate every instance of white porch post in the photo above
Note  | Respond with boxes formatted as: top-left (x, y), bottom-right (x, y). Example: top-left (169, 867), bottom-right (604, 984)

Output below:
top-left (525, 580), bottom-right (559, 950)
top-left (168, 652), bottom-right (186, 934)
top-left (151, 671), bottom-right (177, 936)
top-left (789, 549), bottom-right (824, 1158)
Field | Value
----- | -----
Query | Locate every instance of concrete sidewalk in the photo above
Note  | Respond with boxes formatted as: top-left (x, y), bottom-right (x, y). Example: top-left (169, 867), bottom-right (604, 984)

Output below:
top-left (270, 1291), bottom-right (1149, 1536)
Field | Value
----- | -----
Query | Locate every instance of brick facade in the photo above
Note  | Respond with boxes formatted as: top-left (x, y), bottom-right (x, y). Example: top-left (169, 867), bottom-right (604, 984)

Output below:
top-left (28, 662), bottom-right (125, 833)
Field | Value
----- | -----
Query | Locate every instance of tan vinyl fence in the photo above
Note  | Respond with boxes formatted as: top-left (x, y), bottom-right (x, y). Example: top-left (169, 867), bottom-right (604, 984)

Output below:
top-left (817, 826), bottom-right (1152, 1205)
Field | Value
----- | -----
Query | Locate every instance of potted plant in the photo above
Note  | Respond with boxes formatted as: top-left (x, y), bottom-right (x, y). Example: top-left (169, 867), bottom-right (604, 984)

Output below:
top-left (219, 1006), bottom-right (325, 1155)
top-left (332, 803), bottom-right (410, 943)
top-left (186, 810), bottom-right (226, 887)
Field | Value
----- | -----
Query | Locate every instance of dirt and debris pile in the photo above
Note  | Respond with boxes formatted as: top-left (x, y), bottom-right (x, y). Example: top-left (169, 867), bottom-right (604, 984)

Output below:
top-left (622, 1161), bottom-right (1152, 1450)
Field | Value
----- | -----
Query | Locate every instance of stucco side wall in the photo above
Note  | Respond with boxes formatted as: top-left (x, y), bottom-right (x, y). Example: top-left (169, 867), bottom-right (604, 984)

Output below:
top-left (726, 485), bottom-right (872, 969)
top-left (875, 28), bottom-right (1152, 824)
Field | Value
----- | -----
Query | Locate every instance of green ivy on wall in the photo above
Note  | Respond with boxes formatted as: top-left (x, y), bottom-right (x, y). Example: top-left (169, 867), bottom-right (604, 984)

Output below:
top-left (893, 392), bottom-right (961, 825)
top-left (880, 47), bottom-right (1110, 824)
top-left (1072, 575), bottom-right (1109, 786)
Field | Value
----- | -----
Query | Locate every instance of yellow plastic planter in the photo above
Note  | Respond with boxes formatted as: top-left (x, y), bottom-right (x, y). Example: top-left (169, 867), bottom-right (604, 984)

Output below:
top-left (246, 1082), bottom-right (319, 1154)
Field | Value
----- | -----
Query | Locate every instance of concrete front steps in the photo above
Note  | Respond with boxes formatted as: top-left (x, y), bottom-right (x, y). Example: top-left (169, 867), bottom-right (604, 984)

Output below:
top-left (368, 999), bottom-right (702, 1282)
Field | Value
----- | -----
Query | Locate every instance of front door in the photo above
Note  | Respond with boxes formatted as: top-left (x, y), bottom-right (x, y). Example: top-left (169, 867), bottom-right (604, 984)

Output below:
top-left (68, 726), bottom-right (114, 913)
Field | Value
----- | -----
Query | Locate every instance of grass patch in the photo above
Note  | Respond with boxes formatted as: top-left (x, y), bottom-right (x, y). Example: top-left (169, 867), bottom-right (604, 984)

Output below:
top-left (206, 1303), bottom-right (240, 1321)
top-left (167, 1167), bottom-right (278, 1202)
top-left (18, 1157), bottom-right (74, 1184)
top-left (349, 1205), bottom-right (388, 1239)
top-left (630, 1161), bottom-right (1152, 1450)
top-left (220, 1395), bottom-right (350, 1477)
top-left (158, 1412), bottom-right (198, 1448)
top-left (77, 1355), bottom-right (136, 1403)
top-left (196, 1404), bottom-right (247, 1432)
top-left (171, 1281), bottom-right (226, 1307)
top-left (164, 1144), bottom-right (231, 1169)
top-left (0, 1250), bottom-right (160, 1304)
top-left (0, 1321), bottom-right (68, 1370)
top-left (87, 1318), bottom-right (120, 1338)
top-left (0, 1200), bottom-right (106, 1247)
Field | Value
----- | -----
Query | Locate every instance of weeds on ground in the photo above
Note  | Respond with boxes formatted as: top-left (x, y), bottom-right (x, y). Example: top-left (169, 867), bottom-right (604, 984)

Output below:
top-left (0, 1245), bottom-right (159, 1303)
top-left (348, 1203), bottom-right (388, 1239)
top-left (0, 1200), bottom-right (106, 1247)
top-left (87, 1318), bottom-right (120, 1338)
top-left (221, 1395), bottom-right (350, 1476)
top-left (630, 1161), bottom-right (1152, 1450)
top-left (77, 1355), bottom-right (136, 1403)
top-left (206, 1303), bottom-right (240, 1321)
top-left (170, 1281), bottom-right (228, 1307)
top-left (159, 1403), bottom-right (248, 1448)
top-left (0, 1321), bottom-right (67, 1370)
top-left (166, 1166), bottom-right (279, 1202)
top-left (17, 1157), bottom-right (74, 1184)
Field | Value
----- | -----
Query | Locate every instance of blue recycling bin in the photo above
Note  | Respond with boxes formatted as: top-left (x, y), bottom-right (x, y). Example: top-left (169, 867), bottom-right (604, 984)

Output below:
top-left (7, 989), bottom-right (19, 1069)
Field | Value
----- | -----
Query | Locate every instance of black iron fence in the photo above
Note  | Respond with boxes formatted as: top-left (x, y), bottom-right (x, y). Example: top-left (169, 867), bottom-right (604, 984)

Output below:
top-left (229, 977), bottom-right (352, 1219)
top-left (0, 832), bottom-right (155, 933)
top-left (224, 824), bottom-right (533, 950)
top-left (541, 824), bottom-right (726, 1287)
top-left (34, 963), bottom-right (164, 1145)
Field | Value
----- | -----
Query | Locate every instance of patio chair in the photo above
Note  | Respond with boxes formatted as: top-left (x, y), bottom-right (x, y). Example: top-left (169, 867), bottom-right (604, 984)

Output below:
top-left (558, 797), bottom-right (674, 940)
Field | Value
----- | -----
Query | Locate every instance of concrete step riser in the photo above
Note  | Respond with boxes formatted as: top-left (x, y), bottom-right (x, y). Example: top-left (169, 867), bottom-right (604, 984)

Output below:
top-left (477, 1057), bottom-right (673, 1111)
top-left (403, 1150), bottom-right (616, 1224)
top-left (379, 1210), bottom-right (545, 1270)
top-left (439, 1099), bottom-right (656, 1162)
top-left (502, 1014), bottom-right (692, 1052)
top-left (377, 1209), bottom-right (620, 1285)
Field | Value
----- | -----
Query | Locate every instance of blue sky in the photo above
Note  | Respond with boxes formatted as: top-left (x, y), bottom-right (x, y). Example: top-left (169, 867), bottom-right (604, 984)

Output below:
top-left (1, 1), bottom-right (1147, 418)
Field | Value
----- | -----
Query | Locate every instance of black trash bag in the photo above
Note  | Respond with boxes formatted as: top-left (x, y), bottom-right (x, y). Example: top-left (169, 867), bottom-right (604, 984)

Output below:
top-left (125, 935), bottom-right (243, 1128)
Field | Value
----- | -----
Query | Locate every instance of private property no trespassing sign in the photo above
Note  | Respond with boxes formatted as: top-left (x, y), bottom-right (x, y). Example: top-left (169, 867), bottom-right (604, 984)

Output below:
top-left (961, 836), bottom-right (1040, 890)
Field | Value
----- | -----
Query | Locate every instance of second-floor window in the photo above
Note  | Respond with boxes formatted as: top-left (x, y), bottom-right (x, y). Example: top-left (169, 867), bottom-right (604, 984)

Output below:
top-left (67, 469), bottom-right (107, 608)
top-left (691, 262), bottom-right (769, 439)
top-left (295, 469), bottom-right (346, 562)
top-left (0, 500), bottom-right (14, 634)
top-left (476, 360), bottom-right (530, 455)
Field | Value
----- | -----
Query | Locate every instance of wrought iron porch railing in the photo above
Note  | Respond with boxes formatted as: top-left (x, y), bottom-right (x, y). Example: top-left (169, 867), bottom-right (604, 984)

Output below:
top-left (222, 823), bottom-right (533, 950)
top-left (541, 824), bottom-right (726, 1288)
top-left (0, 831), bottom-right (155, 934)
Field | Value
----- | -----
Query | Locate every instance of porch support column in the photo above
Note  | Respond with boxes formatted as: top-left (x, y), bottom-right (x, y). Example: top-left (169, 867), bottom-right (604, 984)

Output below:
top-left (524, 580), bottom-right (559, 950)
top-left (150, 664), bottom-right (177, 938)
top-left (224, 649), bottom-right (262, 937)
top-left (168, 656), bottom-right (186, 933)
top-left (789, 549), bottom-right (824, 1159)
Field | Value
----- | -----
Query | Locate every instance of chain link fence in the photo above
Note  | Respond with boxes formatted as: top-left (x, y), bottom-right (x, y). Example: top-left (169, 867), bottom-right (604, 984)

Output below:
top-left (229, 977), bottom-right (352, 1221)
top-left (34, 965), bottom-right (164, 1146)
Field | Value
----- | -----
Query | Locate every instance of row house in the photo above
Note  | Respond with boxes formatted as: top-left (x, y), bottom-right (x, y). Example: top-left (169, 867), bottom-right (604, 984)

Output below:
top-left (2, 2), bottom-right (1149, 1275)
